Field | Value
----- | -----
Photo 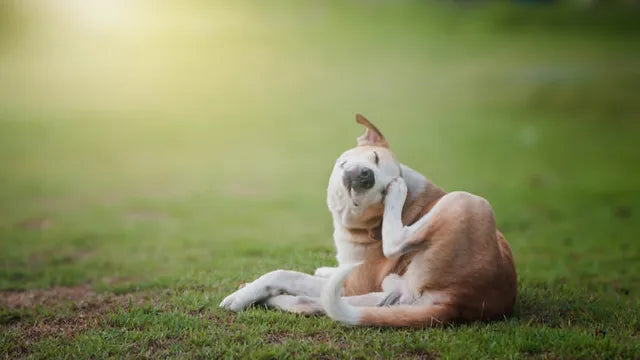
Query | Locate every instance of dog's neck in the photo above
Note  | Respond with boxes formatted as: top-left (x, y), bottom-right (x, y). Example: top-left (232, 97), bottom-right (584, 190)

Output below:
top-left (331, 164), bottom-right (445, 264)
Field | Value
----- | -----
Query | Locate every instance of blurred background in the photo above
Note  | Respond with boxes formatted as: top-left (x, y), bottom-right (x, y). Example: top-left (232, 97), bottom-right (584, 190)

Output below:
top-left (0, 1), bottom-right (638, 292)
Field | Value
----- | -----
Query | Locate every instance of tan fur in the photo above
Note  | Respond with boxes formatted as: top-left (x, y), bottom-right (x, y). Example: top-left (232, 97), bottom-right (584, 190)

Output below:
top-left (341, 189), bottom-right (446, 297)
top-left (359, 304), bottom-right (458, 327)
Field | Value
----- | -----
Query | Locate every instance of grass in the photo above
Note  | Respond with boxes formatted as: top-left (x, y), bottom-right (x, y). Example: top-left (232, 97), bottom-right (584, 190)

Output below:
top-left (1, 1), bottom-right (639, 358)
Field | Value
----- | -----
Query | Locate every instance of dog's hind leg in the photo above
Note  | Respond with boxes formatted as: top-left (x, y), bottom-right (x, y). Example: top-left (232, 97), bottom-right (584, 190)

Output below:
top-left (220, 270), bottom-right (327, 312)
top-left (263, 295), bottom-right (324, 315)
top-left (264, 292), bottom-right (389, 315)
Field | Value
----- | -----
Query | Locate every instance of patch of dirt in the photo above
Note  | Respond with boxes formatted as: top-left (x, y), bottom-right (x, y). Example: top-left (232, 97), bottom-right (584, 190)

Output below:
top-left (199, 312), bottom-right (248, 329)
top-left (1, 285), bottom-right (158, 314)
top-left (142, 338), bottom-right (176, 358)
top-left (17, 217), bottom-right (53, 230)
top-left (264, 330), bottom-right (439, 359)
top-left (523, 350), bottom-right (564, 359)
top-left (264, 330), bottom-right (294, 345)
top-left (398, 349), bottom-right (439, 360)
top-left (23, 314), bottom-right (100, 340)
top-left (264, 330), bottom-right (347, 350)
top-left (1, 285), bottom-right (159, 358)
top-left (1, 285), bottom-right (94, 309)
top-left (3, 314), bottom-right (102, 358)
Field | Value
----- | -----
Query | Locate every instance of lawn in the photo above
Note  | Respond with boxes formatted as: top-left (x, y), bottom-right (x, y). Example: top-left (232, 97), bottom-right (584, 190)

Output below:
top-left (1, 1), bottom-right (639, 358)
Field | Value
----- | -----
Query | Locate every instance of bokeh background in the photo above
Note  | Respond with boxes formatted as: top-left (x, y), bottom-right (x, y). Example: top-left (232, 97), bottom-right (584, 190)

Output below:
top-left (1, 0), bottom-right (639, 349)
top-left (1, 1), bottom-right (639, 357)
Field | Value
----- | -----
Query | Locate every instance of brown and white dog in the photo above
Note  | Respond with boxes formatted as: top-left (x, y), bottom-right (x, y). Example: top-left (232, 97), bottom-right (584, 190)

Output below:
top-left (220, 114), bottom-right (517, 327)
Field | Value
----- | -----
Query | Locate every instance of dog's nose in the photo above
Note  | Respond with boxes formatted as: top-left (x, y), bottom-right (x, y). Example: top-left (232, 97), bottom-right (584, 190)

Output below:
top-left (359, 168), bottom-right (373, 182)
top-left (343, 167), bottom-right (375, 191)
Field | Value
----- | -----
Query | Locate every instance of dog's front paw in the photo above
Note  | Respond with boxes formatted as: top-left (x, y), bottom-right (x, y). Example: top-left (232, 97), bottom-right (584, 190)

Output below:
top-left (219, 282), bottom-right (269, 312)
top-left (385, 177), bottom-right (407, 205)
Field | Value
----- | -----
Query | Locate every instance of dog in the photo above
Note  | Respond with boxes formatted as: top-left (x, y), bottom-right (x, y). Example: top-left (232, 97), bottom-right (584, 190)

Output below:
top-left (220, 114), bottom-right (517, 327)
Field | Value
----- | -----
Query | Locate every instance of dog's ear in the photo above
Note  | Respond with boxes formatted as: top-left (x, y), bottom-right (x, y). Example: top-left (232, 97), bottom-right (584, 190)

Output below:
top-left (356, 114), bottom-right (389, 148)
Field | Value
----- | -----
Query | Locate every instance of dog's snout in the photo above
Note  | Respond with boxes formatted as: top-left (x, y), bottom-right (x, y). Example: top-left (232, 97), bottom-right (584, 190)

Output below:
top-left (343, 166), bottom-right (375, 191)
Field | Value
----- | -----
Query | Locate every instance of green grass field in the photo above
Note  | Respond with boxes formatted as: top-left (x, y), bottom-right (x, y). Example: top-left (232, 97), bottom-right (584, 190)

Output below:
top-left (1, 1), bottom-right (639, 358)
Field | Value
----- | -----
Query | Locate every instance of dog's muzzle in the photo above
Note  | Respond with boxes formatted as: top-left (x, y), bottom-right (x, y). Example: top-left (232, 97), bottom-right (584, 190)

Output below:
top-left (343, 167), bottom-right (375, 192)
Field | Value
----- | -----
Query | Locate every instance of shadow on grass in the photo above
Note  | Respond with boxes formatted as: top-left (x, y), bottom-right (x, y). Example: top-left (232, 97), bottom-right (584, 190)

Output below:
top-left (513, 281), bottom-right (637, 330)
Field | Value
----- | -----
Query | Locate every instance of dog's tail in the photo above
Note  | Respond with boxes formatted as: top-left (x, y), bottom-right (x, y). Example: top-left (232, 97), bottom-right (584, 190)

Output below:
top-left (320, 264), bottom-right (457, 327)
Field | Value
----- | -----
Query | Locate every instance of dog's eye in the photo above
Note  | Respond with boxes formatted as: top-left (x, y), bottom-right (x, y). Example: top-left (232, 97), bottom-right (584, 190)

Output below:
top-left (373, 152), bottom-right (379, 166)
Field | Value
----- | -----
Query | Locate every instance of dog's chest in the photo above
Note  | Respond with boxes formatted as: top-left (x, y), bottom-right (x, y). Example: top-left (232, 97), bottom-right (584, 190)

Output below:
top-left (335, 240), bottom-right (368, 264)
top-left (333, 226), bottom-right (383, 264)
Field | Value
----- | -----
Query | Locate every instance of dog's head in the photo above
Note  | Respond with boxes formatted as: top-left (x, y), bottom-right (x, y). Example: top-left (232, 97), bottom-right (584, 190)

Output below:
top-left (327, 114), bottom-right (402, 226)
